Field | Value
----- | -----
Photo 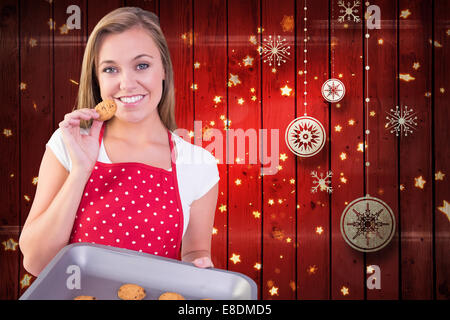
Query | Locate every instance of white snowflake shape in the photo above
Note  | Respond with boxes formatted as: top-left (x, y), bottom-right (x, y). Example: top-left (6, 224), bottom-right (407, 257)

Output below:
top-left (260, 35), bottom-right (291, 67)
top-left (385, 105), bottom-right (418, 137)
top-left (337, 0), bottom-right (361, 23)
top-left (311, 170), bottom-right (333, 194)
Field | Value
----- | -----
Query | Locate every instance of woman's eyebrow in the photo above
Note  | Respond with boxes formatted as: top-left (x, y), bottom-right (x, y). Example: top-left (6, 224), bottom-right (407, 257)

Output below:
top-left (99, 54), bottom-right (154, 66)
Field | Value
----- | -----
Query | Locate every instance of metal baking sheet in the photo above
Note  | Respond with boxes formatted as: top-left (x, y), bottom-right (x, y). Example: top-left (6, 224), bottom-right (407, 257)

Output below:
top-left (20, 243), bottom-right (257, 300)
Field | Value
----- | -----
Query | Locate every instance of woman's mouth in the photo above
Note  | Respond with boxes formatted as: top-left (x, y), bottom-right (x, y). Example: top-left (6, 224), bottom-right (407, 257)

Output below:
top-left (116, 94), bottom-right (146, 106)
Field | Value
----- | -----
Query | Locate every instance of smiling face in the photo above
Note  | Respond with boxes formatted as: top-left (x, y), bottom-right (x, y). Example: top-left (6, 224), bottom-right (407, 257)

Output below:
top-left (96, 26), bottom-right (165, 123)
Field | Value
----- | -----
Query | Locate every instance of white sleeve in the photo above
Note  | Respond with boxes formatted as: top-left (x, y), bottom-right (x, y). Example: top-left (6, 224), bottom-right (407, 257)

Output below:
top-left (45, 128), bottom-right (72, 172)
top-left (191, 148), bottom-right (220, 201)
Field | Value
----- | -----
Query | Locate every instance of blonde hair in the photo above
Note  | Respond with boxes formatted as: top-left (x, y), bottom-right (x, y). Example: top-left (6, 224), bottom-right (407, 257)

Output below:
top-left (75, 7), bottom-right (176, 131)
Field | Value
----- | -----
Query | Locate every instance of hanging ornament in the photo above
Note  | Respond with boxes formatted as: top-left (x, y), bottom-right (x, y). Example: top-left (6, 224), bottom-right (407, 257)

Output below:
top-left (340, 195), bottom-right (395, 252)
top-left (322, 0), bottom-right (346, 103)
top-left (340, 3), bottom-right (396, 253)
top-left (321, 78), bottom-right (345, 102)
top-left (285, 116), bottom-right (326, 157)
top-left (285, 0), bottom-right (326, 158)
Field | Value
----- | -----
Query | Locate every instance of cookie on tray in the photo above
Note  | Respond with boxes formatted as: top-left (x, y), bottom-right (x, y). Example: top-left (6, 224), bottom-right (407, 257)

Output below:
top-left (117, 283), bottom-right (146, 300)
top-left (158, 292), bottom-right (185, 300)
top-left (74, 295), bottom-right (97, 300)
top-left (94, 99), bottom-right (117, 121)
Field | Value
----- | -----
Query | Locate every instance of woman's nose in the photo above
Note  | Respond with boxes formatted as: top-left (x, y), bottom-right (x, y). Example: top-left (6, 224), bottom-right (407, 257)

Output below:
top-left (119, 71), bottom-right (137, 91)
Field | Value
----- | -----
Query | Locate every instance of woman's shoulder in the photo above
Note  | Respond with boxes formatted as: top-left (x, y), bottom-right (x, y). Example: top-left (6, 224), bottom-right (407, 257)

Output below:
top-left (170, 131), bottom-right (217, 166)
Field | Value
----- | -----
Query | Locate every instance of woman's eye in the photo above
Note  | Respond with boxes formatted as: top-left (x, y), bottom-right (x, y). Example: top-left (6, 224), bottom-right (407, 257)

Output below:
top-left (137, 63), bottom-right (149, 70)
top-left (103, 67), bottom-right (117, 73)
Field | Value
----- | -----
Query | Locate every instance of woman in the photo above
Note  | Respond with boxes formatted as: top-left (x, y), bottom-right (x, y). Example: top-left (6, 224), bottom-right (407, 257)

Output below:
top-left (19, 7), bottom-right (219, 277)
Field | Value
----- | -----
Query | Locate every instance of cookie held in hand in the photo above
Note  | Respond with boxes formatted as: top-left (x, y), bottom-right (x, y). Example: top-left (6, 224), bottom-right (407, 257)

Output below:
top-left (94, 99), bottom-right (117, 121)
top-left (117, 283), bottom-right (146, 300)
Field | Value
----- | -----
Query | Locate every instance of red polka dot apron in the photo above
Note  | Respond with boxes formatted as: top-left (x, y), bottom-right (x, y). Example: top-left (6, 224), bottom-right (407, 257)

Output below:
top-left (69, 123), bottom-right (184, 259)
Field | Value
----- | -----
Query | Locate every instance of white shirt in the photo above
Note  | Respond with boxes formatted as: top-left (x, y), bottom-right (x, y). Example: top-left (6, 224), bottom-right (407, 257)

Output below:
top-left (46, 128), bottom-right (220, 237)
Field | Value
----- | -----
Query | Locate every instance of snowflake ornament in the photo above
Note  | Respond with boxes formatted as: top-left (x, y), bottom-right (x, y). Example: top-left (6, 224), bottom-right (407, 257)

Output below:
top-left (337, 0), bottom-right (361, 23)
top-left (260, 35), bottom-right (291, 67)
top-left (385, 105), bottom-right (418, 137)
top-left (321, 78), bottom-right (345, 102)
top-left (285, 116), bottom-right (326, 158)
top-left (311, 170), bottom-right (333, 194)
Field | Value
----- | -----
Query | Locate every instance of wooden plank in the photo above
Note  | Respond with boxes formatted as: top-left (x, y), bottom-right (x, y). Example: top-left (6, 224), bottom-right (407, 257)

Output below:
top-left (0, 0), bottom-right (20, 300)
top-left (53, 0), bottom-right (86, 133)
top-left (227, 0), bottom-right (262, 295)
top-left (18, 0), bottom-right (54, 296)
top-left (433, 0), bottom-right (449, 301)
top-left (365, 0), bottom-right (399, 300)
top-left (159, 0), bottom-right (194, 136)
top-left (261, 0), bottom-right (296, 300)
top-left (125, 0), bottom-right (157, 14)
top-left (398, 0), bottom-right (433, 299)
top-left (296, 0), bottom-right (330, 300)
top-left (193, 0), bottom-right (228, 270)
top-left (329, 0), bottom-right (365, 300)
top-left (87, 0), bottom-right (123, 36)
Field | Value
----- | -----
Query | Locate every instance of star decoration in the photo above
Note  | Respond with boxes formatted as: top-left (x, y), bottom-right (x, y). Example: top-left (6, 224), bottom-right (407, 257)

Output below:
top-left (399, 73), bottom-right (415, 82)
top-left (348, 119), bottom-right (355, 126)
top-left (190, 83), bottom-right (198, 90)
top-left (194, 61), bottom-right (201, 69)
top-left (414, 176), bottom-right (426, 189)
top-left (413, 62), bottom-right (421, 70)
top-left (335, 125), bottom-right (342, 132)
top-left (340, 286), bottom-right (349, 296)
top-left (237, 98), bottom-right (245, 105)
top-left (3, 129), bottom-right (12, 137)
top-left (2, 238), bottom-right (18, 251)
top-left (254, 262), bottom-right (261, 270)
top-left (19, 82), bottom-right (27, 90)
top-left (29, 38), bottom-right (37, 47)
top-left (437, 200), bottom-right (450, 222)
top-left (218, 204), bottom-right (227, 212)
top-left (268, 199), bottom-right (274, 205)
top-left (47, 18), bottom-right (55, 30)
top-left (400, 9), bottom-right (412, 19)
top-left (59, 24), bottom-right (69, 35)
top-left (249, 35), bottom-right (257, 45)
top-left (307, 265), bottom-right (318, 275)
top-left (229, 73), bottom-right (241, 86)
top-left (24, 195), bottom-right (31, 202)
top-left (213, 96), bottom-right (222, 104)
top-left (229, 253), bottom-right (241, 264)
top-left (340, 152), bottom-right (347, 161)
top-left (20, 274), bottom-right (33, 289)
top-left (315, 226), bottom-right (324, 235)
top-left (280, 15), bottom-right (294, 32)
top-left (252, 210), bottom-right (261, 219)
top-left (235, 179), bottom-right (242, 186)
top-left (280, 84), bottom-right (292, 96)
top-left (32, 177), bottom-right (38, 185)
top-left (435, 171), bottom-right (445, 181)
top-left (279, 153), bottom-right (288, 161)
top-left (212, 227), bottom-right (218, 235)
top-left (243, 55), bottom-right (254, 66)
top-left (269, 286), bottom-right (279, 296)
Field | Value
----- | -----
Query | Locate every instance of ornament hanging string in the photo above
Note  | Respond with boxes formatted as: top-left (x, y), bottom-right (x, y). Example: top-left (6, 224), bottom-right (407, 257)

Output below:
top-left (303, 0), bottom-right (308, 116)
top-left (364, 2), bottom-right (370, 197)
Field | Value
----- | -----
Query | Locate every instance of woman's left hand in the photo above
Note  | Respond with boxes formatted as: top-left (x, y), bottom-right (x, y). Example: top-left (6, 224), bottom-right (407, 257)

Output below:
top-left (192, 256), bottom-right (214, 268)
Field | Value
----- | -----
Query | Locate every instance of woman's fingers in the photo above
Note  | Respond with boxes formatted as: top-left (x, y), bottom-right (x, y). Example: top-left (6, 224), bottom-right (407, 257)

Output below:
top-left (192, 257), bottom-right (214, 268)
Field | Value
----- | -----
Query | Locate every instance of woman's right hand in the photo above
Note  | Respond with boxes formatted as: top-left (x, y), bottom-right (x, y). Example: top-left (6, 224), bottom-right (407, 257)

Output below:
top-left (59, 108), bottom-right (103, 176)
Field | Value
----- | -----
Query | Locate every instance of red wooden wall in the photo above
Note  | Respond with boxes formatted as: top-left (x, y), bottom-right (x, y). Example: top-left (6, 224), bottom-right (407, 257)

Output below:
top-left (0, 0), bottom-right (448, 300)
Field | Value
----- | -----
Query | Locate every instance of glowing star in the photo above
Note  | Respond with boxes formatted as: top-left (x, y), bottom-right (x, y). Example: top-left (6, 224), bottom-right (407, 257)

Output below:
top-left (311, 170), bottom-right (333, 194)
top-left (399, 73), bottom-right (415, 82)
top-left (229, 253), bottom-right (241, 264)
top-left (413, 62), bottom-right (421, 70)
top-left (229, 73), bottom-right (241, 86)
top-left (237, 98), bottom-right (245, 105)
top-left (340, 152), bottom-right (347, 160)
top-left (307, 265), bottom-right (318, 275)
top-left (59, 24), bottom-right (69, 35)
top-left (3, 129), bottom-right (12, 137)
top-left (19, 82), bottom-right (27, 90)
top-left (249, 35), bottom-right (257, 45)
top-left (370, 110), bottom-right (376, 117)
top-left (194, 62), bottom-right (201, 69)
top-left (414, 176), bottom-right (426, 189)
top-left (29, 38), bottom-right (37, 47)
top-left (280, 15), bottom-right (294, 32)
top-left (437, 200), bottom-right (450, 222)
top-left (279, 153), bottom-right (288, 161)
top-left (378, 38), bottom-right (384, 45)
top-left (340, 286), bottom-right (350, 296)
top-left (251, 95), bottom-right (257, 101)
top-left (254, 263), bottom-right (261, 270)
top-left (335, 125), bottom-right (342, 132)
top-left (268, 199), bottom-right (274, 205)
top-left (269, 286), bottom-right (279, 296)
top-left (289, 178), bottom-right (295, 184)
top-left (218, 204), bottom-right (227, 213)
top-left (70, 79), bottom-right (79, 85)
top-left (190, 83), bottom-right (198, 90)
top-left (252, 211), bottom-right (261, 219)
top-left (316, 226), bottom-right (324, 235)
top-left (2, 238), bottom-right (18, 251)
top-left (400, 9), bottom-right (411, 19)
top-left (357, 142), bottom-right (367, 152)
top-left (188, 131), bottom-right (194, 138)
top-left (47, 18), bottom-right (55, 30)
top-left (32, 177), bottom-right (38, 185)
top-left (212, 227), bottom-right (218, 235)
top-left (261, 35), bottom-right (291, 67)
top-left (280, 84), bottom-right (292, 96)
top-left (243, 55), bottom-right (254, 66)
top-left (24, 195), bottom-right (31, 202)
top-left (348, 119), bottom-right (355, 126)
top-left (20, 274), bottom-right (33, 289)
top-left (435, 171), bottom-right (445, 181)
top-left (235, 179), bottom-right (242, 186)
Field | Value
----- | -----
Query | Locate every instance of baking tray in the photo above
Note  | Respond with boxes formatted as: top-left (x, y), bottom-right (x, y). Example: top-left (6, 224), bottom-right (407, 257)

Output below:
top-left (20, 243), bottom-right (257, 300)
